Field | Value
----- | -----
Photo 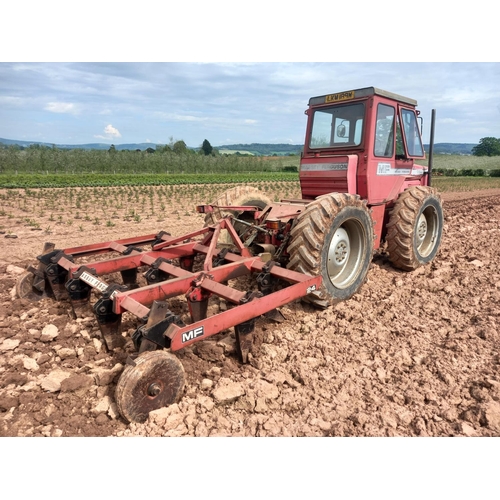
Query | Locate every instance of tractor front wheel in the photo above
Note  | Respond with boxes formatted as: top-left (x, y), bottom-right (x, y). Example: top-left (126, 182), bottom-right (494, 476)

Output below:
top-left (287, 193), bottom-right (374, 309)
top-left (386, 186), bottom-right (443, 271)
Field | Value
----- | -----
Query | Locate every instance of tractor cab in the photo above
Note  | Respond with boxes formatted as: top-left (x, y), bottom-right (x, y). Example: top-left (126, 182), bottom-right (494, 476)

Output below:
top-left (300, 87), bottom-right (429, 204)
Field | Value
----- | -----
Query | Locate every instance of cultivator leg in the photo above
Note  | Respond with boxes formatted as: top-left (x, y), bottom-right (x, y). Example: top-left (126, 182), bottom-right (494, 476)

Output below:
top-left (93, 284), bottom-right (127, 350)
top-left (234, 291), bottom-right (261, 363)
top-left (65, 268), bottom-right (93, 318)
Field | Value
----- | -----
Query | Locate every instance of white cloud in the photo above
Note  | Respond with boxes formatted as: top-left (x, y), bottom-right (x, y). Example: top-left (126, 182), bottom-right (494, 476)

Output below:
top-left (104, 124), bottom-right (121, 137)
top-left (45, 102), bottom-right (77, 114)
top-left (94, 124), bottom-right (122, 141)
top-left (244, 119), bottom-right (258, 124)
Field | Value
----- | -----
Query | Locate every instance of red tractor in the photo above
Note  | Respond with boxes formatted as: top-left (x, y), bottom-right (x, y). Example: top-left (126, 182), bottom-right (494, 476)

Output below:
top-left (19, 87), bottom-right (443, 423)
top-left (288, 87), bottom-right (442, 306)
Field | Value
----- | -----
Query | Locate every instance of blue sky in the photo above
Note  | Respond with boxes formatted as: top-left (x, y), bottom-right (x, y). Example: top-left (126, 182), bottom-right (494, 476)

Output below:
top-left (1, 62), bottom-right (498, 147)
top-left (1, 4), bottom-right (498, 148)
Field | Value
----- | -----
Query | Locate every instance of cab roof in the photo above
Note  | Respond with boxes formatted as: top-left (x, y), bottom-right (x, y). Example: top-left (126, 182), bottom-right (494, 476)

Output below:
top-left (309, 87), bottom-right (418, 107)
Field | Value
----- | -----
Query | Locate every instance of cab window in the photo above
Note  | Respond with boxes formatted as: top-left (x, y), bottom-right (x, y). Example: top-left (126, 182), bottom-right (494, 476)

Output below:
top-left (309, 103), bottom-right (364, 148)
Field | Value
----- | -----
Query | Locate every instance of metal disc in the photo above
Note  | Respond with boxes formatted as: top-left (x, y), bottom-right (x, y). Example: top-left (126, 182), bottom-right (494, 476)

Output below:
top-left (115, 350), bottom-right (185, 424)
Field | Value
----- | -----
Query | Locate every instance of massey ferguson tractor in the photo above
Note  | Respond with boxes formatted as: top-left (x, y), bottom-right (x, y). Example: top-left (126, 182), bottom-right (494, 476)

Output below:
top-left (18, 87), bottom-right (443, 423)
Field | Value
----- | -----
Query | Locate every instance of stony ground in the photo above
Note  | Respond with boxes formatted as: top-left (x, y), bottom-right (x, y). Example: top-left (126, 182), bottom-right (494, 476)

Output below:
top-left (1, 184), bottom-right (500, 437)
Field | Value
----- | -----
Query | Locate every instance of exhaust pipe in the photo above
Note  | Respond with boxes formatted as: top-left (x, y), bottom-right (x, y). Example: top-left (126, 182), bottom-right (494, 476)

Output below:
top-left (428, 109), bottom-right (436, 187)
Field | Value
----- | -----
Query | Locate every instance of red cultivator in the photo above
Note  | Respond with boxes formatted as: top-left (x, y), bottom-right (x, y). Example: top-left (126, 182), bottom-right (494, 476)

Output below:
top-left (18, 87), bottom-right (444, 423)
top-left (20, 208), bottom-right (320, 422)
top-left (27, 216), bottom-right (320, 354)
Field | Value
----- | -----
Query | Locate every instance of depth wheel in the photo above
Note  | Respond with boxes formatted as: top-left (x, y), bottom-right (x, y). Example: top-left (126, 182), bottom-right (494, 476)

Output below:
top-left (386, 186), bottom-right (443, 271)
top-left (16, 272), bottom-right (45, 301)
top-left (115, 350), bottom-right (185, 424)
top-left (287, 193), bottom-right (374, 308)
top-left (204, 186), bottom-right (271, 244)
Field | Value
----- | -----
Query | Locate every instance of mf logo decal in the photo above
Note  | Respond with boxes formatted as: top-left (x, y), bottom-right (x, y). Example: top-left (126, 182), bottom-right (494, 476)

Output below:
top-left (182, 326), bottom-right (204, 343)
top-left (377, 162), bottom-right (411, 176)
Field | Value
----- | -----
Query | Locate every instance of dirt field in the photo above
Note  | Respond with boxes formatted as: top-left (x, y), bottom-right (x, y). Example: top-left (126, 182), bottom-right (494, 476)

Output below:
top-left (1, 184), bottom-right (500, 437)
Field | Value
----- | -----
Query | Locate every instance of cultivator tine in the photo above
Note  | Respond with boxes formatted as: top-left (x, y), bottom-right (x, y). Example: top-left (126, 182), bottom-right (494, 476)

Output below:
top-left (136, 300), bottom-right (170, 353)
top-left (93, 283), bottom-right (127, 350)
top-left (235, 317), bottom-right (256, 364)
top-left (263, 308), bottom-right (286, 323)
top-left (234, 291), bottom-right (262, 363)
top-left (186, 275), bottom-right (212, 323)
top-left (257, 261), bottom-right (286, 323)
top-left (132, 300), bottom-right (185, 351)
top-left (120, 268), bottom-right (139, 289)
top-left (66, 273), bottom-right (92, 319)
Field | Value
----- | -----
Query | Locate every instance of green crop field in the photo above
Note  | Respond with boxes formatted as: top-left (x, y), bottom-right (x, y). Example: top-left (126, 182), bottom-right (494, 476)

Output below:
top-left (1, 147), bottom-right (500, 190)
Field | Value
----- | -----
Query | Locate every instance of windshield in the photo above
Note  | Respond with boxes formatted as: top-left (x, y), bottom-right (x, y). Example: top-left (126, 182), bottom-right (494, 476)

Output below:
top-left (309, 103), bottom-right (364, 149)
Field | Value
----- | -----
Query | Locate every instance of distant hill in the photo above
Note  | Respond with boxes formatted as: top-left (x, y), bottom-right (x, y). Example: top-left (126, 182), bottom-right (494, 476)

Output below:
top-left (0, 137), bottom-right (160, 151)
top-left (216, 143), bottom-right (479, 156)
top-left (0, 137), bottom-right (478, 155)
top-left (426, 143), bottom-right (477, 155)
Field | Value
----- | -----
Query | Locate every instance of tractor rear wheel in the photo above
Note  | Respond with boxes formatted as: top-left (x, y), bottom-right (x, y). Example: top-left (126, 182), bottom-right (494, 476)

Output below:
top-left (287, 193), bottom-right (374, 309)
top-left (115, 350), bottom-right (185, 423)
top-left (204, 186), bottom-right (271, 244)
top-left (386, 186), bottom-right (443, 271)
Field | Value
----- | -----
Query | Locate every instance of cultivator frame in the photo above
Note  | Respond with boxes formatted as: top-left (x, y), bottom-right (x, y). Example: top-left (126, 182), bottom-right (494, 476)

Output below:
top-left (25, 216), bottom-right (320, 362)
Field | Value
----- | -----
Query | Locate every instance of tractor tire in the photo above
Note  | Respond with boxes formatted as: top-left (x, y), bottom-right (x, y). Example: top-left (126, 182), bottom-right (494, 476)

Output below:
top-left (204, 186), bottom-right (272, 244)
top-left (287, 193), bottom-right (374, 309)
top-left (386, 186), bottom-right (443, 271)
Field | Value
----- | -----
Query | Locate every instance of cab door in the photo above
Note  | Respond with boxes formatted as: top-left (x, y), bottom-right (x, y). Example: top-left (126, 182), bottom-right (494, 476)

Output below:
top-left (395, 107), bottom-right (425, 171)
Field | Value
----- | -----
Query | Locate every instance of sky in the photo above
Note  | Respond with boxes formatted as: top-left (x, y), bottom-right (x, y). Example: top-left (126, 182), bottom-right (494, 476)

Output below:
top-left (1, 62), bottom-right (498, 148)
top-left (1, 4), bottom-right (498, 149)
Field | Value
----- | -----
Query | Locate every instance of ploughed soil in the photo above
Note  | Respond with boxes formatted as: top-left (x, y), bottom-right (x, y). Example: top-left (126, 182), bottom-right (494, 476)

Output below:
top-left (1, 185), bottom-right (500, 437)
